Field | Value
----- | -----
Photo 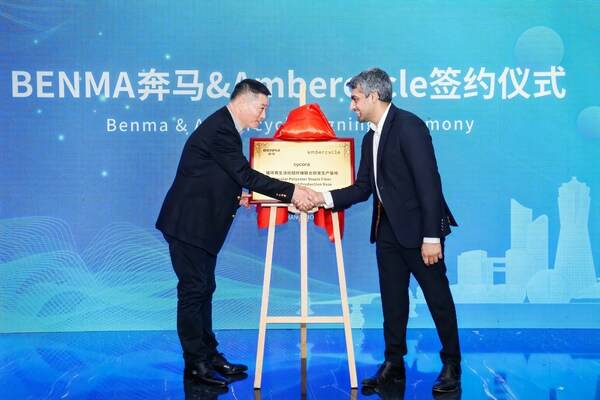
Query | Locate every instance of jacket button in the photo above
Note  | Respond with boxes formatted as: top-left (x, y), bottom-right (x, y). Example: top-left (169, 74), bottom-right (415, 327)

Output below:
top-left (231, 214), bottom-right (235, 218)
top-left (236, 195), bottom-right (241, 200)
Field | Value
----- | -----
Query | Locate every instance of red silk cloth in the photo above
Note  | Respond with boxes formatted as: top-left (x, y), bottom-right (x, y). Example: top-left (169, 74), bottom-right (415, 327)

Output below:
top-left (256, 104), bottom-right (345, 241)
top-left (273, 103), bottom-right (336, 141)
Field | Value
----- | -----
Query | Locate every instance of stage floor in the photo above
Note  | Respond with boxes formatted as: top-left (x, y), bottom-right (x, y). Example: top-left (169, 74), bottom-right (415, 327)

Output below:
top-left (1, 329), bottom-right (598, 399)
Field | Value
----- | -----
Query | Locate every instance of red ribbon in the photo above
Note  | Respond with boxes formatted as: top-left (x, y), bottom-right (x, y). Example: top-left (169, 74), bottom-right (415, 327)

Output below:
top-left (256, 104), bottom-right (345, 241)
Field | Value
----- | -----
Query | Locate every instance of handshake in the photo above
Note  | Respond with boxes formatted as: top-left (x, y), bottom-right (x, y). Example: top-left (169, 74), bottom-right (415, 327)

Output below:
top-left (291, 185), bottom-right (326, 212)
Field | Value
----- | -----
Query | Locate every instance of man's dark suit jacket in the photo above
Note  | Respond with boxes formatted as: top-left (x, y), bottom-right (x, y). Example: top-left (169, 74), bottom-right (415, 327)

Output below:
top-left (156, 106), bottom-right (294, 255)
top-left (331, 104), bottom-right (457, 248)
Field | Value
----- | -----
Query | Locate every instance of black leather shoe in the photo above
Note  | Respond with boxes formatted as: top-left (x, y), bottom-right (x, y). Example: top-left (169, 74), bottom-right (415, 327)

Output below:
top-left (184, 361), bottom-right (228, 387)
top-left (224, 372), bottom-right (248, 384)
top-left (183, 377), bottom-right (228, 399)
top-left (432, 363), bottom-right (461, 393)
top-left (211, 352), bottom-right (248, 376)
top-left (361, 381), bottom-right (406, 399)
top-left (433, 390), bottom-right (462, 400)
top-left (362, 361), bottom-right (406, 388)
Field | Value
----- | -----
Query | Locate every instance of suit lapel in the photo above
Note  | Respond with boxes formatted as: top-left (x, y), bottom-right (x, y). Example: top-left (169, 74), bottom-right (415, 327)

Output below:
top-left (376, 105), bottom-right (396, 175)
top-left (365, 129), bottom-right (376, 187)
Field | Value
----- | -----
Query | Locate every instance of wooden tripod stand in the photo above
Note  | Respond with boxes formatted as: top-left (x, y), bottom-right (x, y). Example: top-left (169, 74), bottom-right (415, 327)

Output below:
top-left (253, 204), bottom-right (358, 390)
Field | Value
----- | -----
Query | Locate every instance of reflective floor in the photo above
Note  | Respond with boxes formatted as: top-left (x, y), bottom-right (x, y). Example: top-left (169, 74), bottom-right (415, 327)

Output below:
top-left (1, 329), bottom-right (598, 399)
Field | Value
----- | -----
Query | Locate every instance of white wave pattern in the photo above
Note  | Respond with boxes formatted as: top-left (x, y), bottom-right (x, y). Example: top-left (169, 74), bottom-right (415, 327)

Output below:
top-left (0, 216), bottom-right (360, 333)
top-left (0, 216), bottom-right (76, 262)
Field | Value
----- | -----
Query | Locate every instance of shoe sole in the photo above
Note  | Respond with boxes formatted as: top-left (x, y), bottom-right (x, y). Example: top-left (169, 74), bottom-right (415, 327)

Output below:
top-left (184, 372), bottom-right (229, 387)
top-left (432, 386), bottom-right (461, 393)
top-left (184, 377), bottom-right (228, 388)
top-left (362, 377), bottom-right (405, 388)
top-left (215, 368), bottom-right (248, 376)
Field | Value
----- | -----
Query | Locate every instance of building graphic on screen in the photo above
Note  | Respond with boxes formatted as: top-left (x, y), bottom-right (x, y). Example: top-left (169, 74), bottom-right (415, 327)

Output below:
top-left (416, 177), bottom-right (599, 304)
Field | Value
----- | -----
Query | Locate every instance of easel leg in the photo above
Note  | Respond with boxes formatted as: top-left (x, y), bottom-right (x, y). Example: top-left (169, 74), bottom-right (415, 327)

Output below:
top-left (332, 211), bottom-right (358, 388)
top-left (254, 207), bottom-right (278, 389)
top-left (300, 211), bottom-right (308, 396)
top-left (300, 323), bottom-right (307, 398)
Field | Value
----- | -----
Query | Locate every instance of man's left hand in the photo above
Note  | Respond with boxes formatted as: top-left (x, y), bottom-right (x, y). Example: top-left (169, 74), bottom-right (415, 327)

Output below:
top-left (239, 193), bottom-right (251, 208)
top-left (421, 243), bottom-right (443, 266)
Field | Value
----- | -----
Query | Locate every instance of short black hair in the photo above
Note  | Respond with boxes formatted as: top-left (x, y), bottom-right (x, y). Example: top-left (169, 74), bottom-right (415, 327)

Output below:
top-left (230, 79), bottom-right (271, 100)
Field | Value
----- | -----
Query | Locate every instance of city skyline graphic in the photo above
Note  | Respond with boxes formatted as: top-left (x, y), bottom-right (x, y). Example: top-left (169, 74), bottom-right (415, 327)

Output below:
top-left (435, 176), bottom-right (600, 304)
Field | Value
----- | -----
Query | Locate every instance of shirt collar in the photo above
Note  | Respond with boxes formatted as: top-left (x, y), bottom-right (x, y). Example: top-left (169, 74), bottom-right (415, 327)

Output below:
top-left (369, 103), bottom-right (392, 135)
top-left (226, 104), bottom-right (244, 134)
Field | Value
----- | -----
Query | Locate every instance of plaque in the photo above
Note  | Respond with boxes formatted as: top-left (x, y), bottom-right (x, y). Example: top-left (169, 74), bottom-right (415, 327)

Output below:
top-left (250, 138), bottom-right (355, 203)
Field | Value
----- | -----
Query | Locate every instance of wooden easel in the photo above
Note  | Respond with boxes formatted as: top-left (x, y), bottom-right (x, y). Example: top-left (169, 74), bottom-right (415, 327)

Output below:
top-left (253, 88), bottom-right (358, 391)
top-left (253, 205), bottom-right (357, 391)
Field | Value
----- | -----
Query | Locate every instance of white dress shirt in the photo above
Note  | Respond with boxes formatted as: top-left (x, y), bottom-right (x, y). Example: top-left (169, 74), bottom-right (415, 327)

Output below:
top-left (323, 104), bottom-right (439, 244)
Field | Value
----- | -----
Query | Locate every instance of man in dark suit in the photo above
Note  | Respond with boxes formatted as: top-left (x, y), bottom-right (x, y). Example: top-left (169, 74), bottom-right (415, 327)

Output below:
top-left (310, 68), bottom-right (461, 394)
top-left (157, 79), bottom-right (314, 387)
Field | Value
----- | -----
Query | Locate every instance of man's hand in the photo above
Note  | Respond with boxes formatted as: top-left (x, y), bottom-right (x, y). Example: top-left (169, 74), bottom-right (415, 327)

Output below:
top-left (307, 190), bottom-right (325, 207)
top-left (292, 185), bottom-right (315, 211)
top-left (421, 242), bottom-right (443, 266)
top-left (239, 192), bottom-right (251, 208)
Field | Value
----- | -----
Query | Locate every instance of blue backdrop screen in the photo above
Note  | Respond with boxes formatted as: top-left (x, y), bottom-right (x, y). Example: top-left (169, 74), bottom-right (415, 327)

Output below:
top-left (1, 1), bottom-right (599, 332)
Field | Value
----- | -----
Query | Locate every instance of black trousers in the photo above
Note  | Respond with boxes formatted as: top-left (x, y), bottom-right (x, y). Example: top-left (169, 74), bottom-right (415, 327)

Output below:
top-left (165, 235), bottom-right (219, 363)
top-left (375, 209), bottom-right (461, 365)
